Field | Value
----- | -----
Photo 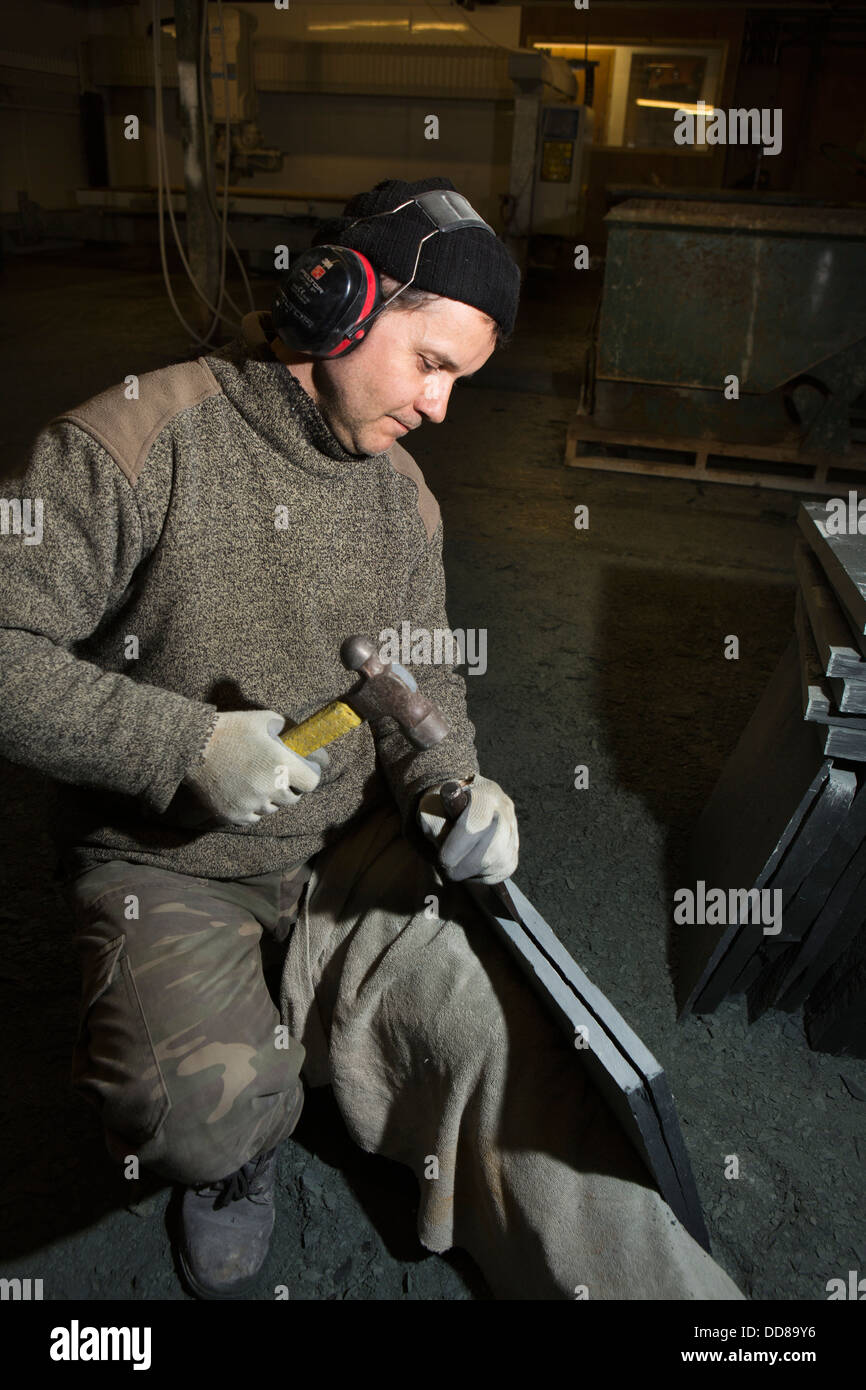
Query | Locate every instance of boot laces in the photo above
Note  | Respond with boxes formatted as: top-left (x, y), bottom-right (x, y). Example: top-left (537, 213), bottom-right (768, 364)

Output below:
top-left (199, 1147), bottom-right (276, 1211)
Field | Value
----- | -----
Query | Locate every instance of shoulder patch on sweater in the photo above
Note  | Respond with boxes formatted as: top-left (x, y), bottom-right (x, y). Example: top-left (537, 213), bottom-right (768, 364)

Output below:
top-left (51, 359), bottom-right (223, 486)
top-left (387, 441), bottom-right (441, 543)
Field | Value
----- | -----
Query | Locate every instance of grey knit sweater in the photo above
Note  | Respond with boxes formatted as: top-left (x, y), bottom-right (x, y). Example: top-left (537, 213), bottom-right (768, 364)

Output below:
top-left (0, 310), bottom-right (479, 879)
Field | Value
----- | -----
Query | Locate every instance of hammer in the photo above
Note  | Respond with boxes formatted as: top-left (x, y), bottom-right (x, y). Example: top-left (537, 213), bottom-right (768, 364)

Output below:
top-left (174, 636), bottom-right (449, 829)
top-left (288, 642), bottom-right (520, 918)
top-left (280, 634), bottom-right (450, 755)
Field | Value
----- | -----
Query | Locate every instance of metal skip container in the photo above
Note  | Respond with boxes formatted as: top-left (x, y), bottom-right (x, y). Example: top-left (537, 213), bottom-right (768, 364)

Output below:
top-left (594, 199), bottom-right (866, 453)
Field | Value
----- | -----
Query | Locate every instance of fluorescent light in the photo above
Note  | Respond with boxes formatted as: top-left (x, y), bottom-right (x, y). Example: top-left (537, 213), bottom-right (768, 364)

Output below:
top-left (636, 100), bottom-right (717, 113)
top-left (308, 20), bottom-right (409, 32)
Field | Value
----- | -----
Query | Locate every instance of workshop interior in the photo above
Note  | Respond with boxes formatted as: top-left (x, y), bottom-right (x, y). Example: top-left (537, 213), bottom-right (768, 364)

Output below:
top-left (1, 0), bottom-right (865, 1311)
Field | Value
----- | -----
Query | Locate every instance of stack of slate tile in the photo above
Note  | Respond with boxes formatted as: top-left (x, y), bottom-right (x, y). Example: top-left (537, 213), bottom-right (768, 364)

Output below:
top-left (676, 499), bottom-right (866, 1057)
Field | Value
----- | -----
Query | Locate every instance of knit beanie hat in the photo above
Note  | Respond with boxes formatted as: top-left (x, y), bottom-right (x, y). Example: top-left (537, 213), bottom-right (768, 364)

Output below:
top-left (310, 176), bottom-right (521, 340)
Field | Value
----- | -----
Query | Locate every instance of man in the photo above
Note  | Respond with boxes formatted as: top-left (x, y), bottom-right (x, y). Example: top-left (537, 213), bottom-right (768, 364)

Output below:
top-left (0, 176), bottom-right (744, 1301)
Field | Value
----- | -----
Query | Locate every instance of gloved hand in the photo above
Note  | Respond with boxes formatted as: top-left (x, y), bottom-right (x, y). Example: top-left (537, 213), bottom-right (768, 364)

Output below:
top-left (183, 710), bottom-right (329, 827)
top-left (417, 774), bottom-right (518, 884)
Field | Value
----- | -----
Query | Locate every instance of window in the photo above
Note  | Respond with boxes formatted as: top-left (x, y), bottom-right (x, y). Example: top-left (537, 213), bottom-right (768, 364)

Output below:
top-left (532, 41), bottom-right (726, 151)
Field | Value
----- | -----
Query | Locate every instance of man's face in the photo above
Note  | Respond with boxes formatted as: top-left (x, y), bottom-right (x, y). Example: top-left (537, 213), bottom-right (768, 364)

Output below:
top-left (306, 296), bottom-right (497, 456)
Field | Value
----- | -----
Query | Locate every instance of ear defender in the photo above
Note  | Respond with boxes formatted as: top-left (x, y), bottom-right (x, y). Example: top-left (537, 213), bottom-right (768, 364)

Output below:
top-left (272, 245), bottom-right (382, 359)
top-left (271, 189), bottom-right (497, 361)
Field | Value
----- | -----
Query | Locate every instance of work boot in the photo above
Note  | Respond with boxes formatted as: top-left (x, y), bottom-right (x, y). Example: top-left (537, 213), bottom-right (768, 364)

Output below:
top-left (178, 1143), bottom-right (282, 1300)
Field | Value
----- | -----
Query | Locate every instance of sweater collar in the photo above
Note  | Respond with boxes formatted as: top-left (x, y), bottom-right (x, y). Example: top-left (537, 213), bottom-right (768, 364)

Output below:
top-left (203, 310), bottom-right (384, 475)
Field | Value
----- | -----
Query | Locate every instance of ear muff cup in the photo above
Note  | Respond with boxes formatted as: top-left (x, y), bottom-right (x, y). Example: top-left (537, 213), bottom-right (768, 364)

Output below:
top-left (270, 188), bottom-right (499, 360)
top-left (272, 245), bottom-right (381, 359)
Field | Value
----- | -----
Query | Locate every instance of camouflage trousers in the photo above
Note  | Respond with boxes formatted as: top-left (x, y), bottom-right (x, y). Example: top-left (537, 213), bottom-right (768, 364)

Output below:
top-left (64, 804), bottom-right (746, 1300)
top-left (62, 854), bottom-right (313, 1187)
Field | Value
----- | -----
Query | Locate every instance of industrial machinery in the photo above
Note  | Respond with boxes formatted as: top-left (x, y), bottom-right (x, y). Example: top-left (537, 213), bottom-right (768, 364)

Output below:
top-left (505, 51), bottom-right (593, 266)
top-left (529, 103), bottom-right (594, 238)
top-left (205, 5), bottom-right (282, 177)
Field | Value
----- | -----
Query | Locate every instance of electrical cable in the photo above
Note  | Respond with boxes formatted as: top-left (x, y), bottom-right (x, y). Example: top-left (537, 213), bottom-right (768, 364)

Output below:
top-left (427, 1), bottom-right (576, 100)
top-left (420, 0), bottom-right (573, 237)
top-left (197, 0), bottom-right (230, 341)
top-left (197, 0), bottom-right (250, 336)
top-left (198, 0), bottom-right (255, 319)
top-left (501, 163), bottom-right (535, 237)
top-left (427, 0), bottom-right (521, 53)
top-left (208, 0), bottom-right (256, 323)
top-left (153, 3), bottom-right (239, 347)
top-left (152, 2), bottom-right (223, 349)
top-left (151, 0), bottom-right (244, 348)
top-left (199, 0), bottom-right (234, 339)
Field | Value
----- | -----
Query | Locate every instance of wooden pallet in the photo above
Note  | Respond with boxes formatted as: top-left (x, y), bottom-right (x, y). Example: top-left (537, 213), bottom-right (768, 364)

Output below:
top-left (565, 417), bottom-right (866, 494)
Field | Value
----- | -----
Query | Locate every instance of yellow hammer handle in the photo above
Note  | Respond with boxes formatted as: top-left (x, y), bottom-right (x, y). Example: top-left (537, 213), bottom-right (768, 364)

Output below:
top-left (279, 701), bottom-right (362, 757)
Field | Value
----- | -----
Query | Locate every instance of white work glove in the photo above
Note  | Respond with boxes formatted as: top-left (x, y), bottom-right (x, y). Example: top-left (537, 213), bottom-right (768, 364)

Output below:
top-left (417, 774), bottom-right (518, 884)
top-left (183, 710), bottom-right (329, 827)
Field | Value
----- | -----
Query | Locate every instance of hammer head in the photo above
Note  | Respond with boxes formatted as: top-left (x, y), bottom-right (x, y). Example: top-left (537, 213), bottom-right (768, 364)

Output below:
top-left (340, 635), bottom-right (449, 749)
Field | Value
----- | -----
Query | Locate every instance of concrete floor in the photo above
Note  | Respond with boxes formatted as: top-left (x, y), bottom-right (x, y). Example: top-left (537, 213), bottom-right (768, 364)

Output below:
top-left (0, 244), bottom-right (864, 1301)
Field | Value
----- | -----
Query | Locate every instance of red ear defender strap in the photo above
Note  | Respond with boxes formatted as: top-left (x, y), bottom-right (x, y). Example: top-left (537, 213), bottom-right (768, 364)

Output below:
top-left (326, 250), bottom-right (380, 358)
